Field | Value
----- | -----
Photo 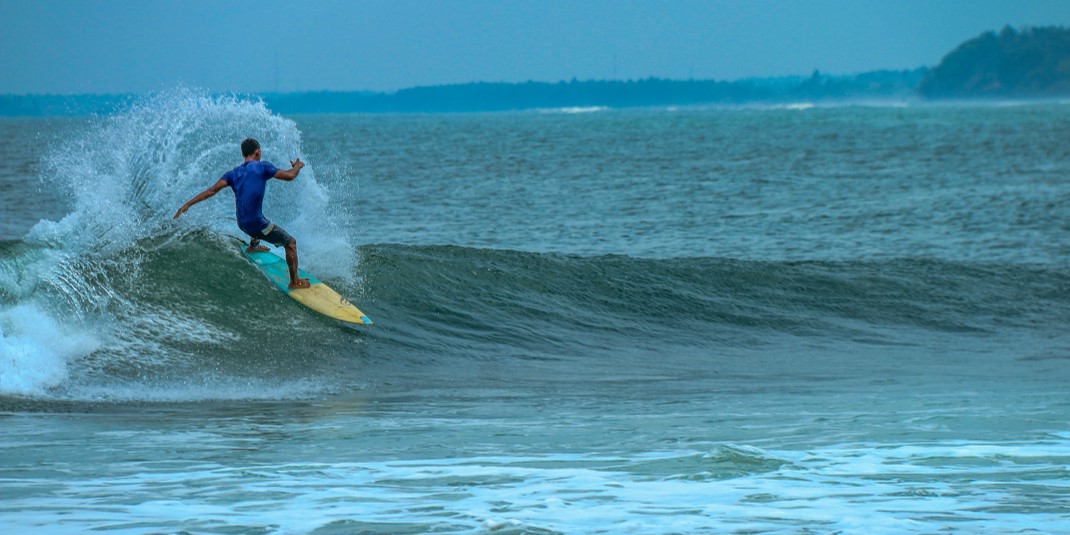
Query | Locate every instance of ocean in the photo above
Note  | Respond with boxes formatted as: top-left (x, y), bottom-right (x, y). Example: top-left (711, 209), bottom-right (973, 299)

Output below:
top-left (1, 90), bottom-right (1068, 533)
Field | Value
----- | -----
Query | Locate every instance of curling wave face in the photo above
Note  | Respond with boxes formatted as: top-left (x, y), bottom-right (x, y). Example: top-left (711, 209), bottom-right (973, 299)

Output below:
top-left (5, 234), bottom-right (1065, 401)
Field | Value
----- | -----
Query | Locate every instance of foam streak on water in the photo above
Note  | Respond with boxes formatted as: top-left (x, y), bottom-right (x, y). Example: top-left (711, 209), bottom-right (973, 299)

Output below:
top-left (1, 401), bottom-right (1067, 534)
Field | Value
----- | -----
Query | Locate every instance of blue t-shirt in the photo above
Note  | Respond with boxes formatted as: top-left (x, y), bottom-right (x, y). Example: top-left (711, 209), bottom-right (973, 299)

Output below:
top-left (222, 160), bottom-right (280, 235)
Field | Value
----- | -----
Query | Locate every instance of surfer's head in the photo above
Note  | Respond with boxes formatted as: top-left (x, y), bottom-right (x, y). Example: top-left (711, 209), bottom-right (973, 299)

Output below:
top-left (241, 138), bottom-right (261, 160)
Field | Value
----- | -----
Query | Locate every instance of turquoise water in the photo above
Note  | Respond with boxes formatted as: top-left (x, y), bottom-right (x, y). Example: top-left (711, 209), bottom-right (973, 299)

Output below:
top-left (1, 91), bottom-right (1068, 533)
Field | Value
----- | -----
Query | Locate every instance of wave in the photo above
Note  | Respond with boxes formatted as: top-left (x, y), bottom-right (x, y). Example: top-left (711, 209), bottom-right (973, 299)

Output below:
top-left (4, 229), bottom-right (1066, 401)
top-left (359, 244), bottom-right (1068, 347)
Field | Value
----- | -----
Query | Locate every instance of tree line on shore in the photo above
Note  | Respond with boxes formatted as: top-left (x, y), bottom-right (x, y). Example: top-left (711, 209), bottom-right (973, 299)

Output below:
top-left (919, 25), bottom-right (1070, 98)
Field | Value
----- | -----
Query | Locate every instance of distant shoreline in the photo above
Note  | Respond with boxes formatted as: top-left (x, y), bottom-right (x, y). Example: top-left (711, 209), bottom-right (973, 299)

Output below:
top-left (0, 70), bottom-right (926, 116)
top-left (5, 86), bottom-right (1070, 118)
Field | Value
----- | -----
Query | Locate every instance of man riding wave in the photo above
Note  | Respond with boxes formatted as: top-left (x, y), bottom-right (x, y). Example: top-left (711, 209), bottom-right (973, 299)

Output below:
top-left (174, 137), bottom-right (310, 289)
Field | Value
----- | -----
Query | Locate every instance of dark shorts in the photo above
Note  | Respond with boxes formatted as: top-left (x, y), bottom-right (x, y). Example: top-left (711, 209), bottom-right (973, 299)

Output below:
top-left (250, 223), bottom-right (295, 247)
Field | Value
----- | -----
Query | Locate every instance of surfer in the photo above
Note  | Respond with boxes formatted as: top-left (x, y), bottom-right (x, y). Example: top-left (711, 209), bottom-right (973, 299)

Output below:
top-left (173, 138), bottom-right (311, 289)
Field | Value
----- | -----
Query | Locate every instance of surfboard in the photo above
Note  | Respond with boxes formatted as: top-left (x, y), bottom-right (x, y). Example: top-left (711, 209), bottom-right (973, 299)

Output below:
top-left (241, 245), bottom-right (373, 326)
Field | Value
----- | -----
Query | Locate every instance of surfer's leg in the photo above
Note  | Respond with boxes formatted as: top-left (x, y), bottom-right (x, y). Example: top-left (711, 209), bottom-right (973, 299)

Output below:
top-left (258, 223), bottom-right (308, 289)
top-left (285, 240), bottom-right (310, 289)
top-left (246, 237), bottom-right (269, 253)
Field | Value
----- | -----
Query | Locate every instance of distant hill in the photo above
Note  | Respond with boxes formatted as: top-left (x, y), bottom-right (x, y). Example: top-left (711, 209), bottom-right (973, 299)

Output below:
top-left (919, 25), bottom-right (1070, 98)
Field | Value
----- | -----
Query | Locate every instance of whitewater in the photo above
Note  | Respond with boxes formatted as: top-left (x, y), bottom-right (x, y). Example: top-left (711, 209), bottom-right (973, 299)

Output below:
top-left (1, 90), bottom-right (1068, 533)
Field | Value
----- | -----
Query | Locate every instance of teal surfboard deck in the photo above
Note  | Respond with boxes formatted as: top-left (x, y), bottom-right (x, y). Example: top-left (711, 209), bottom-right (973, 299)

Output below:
top-left (241, 246), bottom-right (373, 326)
top-left (242, 248), bottom-right (321, 291)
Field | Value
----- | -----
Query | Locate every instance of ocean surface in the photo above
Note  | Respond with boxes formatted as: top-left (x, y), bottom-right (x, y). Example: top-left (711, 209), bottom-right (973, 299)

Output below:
top-left (1, 90), bottom-right (1068, 534)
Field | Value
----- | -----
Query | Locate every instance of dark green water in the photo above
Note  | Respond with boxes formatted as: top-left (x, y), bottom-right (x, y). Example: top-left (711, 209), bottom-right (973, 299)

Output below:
top-left (1, 91), bottom-right (1068, 533)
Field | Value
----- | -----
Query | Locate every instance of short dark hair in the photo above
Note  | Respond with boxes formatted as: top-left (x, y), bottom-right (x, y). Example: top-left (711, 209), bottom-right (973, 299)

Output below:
top-left (241, 138), bottom-right (260, 157)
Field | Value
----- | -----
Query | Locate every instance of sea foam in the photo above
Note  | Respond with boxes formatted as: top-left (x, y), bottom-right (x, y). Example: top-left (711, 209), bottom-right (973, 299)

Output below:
top-left (0, 302), bottom-right (100, 396)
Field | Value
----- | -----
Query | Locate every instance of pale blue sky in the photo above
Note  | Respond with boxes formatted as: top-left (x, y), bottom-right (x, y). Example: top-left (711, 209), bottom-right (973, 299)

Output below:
top-left (2, 0), bottom-right (1070, 94)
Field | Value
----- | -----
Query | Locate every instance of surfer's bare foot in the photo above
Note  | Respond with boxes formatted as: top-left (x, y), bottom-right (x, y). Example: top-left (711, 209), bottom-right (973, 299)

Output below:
top-left (246, 245), bottom-right (270, 253)
top-left (288, 277), bottom-right (311, 289)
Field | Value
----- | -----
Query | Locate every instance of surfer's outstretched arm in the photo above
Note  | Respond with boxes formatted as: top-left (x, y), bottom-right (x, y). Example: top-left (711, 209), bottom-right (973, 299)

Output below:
top-left (273, 158), bottom-right (305, 181)
top-left (173, 179), bottom-right (229, 219)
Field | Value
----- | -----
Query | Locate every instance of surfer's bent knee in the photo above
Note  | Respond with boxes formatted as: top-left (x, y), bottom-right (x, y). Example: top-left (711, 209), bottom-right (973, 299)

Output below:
top-left (255, 223), bottom-right (296, 249)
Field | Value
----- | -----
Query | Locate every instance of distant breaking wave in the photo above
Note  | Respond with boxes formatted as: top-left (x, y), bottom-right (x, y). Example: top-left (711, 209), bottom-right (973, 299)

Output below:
top-left (536, 106), bottom-right (609, 114)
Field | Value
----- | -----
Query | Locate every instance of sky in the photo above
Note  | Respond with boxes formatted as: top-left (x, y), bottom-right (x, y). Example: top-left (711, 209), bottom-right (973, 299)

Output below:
top-left (3, 0), bottom-right (1070, 95)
